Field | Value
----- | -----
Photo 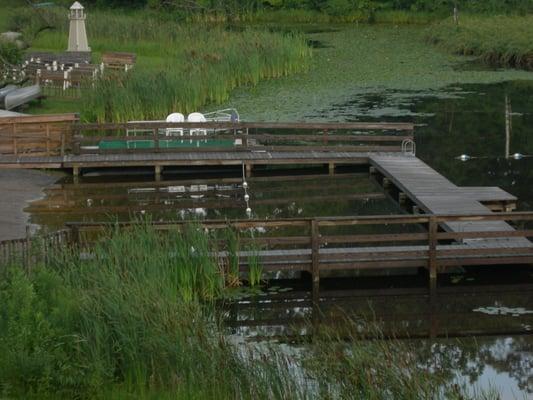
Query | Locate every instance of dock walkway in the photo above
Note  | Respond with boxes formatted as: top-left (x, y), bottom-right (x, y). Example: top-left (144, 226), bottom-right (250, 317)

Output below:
top-left (0, 150), bottom-right (375, 170)
top-left (369, 154), bottom-right (530, 247)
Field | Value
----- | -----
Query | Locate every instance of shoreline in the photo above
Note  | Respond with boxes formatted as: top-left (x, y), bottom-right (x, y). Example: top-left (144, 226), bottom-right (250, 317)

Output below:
top-left (0, 169), bottom-right (59, 241)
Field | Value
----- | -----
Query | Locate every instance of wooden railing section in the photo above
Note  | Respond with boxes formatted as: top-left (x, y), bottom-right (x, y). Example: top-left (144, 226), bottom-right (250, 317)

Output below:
top-left (0, 229), bottom-right (71, 269)
top-left (0, 113), bottom-right (79, 156)
top-left (71, 121), bottom-right (415, 155)
top-left (3, 212), bottom-right (532, 296)
top-left (35, 68), bottom-right (99, 98)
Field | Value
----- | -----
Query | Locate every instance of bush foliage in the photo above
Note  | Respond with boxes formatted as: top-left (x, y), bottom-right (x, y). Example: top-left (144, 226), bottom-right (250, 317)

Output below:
top-left (67, 0), bottom-right (533, 15)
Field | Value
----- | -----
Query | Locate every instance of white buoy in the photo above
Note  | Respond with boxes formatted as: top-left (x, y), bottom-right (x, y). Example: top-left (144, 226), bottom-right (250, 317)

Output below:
top-left (459, 154), bottom-right (470, 161)
top-left (513, 153), bottom-right (523, 160)
top-left (244, 194), bottom-right (250, 202)
top-left (243, 181), bottom-right (248, 189)
top-left (246, 207), bottom-right (252, 215)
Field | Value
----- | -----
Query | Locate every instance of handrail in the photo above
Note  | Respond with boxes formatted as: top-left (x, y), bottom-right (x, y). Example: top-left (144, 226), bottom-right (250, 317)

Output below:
top-left (73, 121), bottom-right (415, 131)
top-left (63, 211), bottom-right (533, 228)
top-left (3, 212), bottom-right (532, 297)
top-left (73, 134), bottom-right (412, 143)
top-left (0, 113), bottom-right (79, 124)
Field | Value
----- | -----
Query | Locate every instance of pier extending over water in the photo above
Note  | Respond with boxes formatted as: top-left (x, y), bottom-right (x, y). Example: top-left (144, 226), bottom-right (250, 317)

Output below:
top-left (0, 114), bottom-right (531, 295)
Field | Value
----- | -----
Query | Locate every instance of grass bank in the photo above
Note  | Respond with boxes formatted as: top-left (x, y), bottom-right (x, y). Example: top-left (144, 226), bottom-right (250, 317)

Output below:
top-left (5, 6), bottom-right (310, 121)
top-left (427, 15), bottom-right (533, 70)
top-left (0, 224), bottom-right (496, 399)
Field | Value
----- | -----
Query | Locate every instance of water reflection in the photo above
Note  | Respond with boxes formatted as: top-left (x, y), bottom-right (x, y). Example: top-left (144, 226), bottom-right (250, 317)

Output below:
top-left (223, 270), bottom-right (533, 396)
top-left (319, 81), bottom-right (533, 211)
top-left (27, 168), bottom-right (399, 230)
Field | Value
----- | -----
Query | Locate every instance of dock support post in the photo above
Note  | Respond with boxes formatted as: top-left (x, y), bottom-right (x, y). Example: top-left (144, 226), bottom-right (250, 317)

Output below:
top-left (383, 177), bottom-right (391, 189)
top-left (399, 192), bottom-right (407, 205)
top-left (369, 166), bottom-right (376, 175)
top-left (311, 219), bottom-right (320, 305)
top-left (245, 164), bottom-right (252, 178)
top-left (428, 216), bottom-right (438, 297)
top-left (155, 165), bottom-right (162, 181)
top-left (72, 166), bottom-right (80, 184)
top-left (328, 163), bottom-right (335, 176)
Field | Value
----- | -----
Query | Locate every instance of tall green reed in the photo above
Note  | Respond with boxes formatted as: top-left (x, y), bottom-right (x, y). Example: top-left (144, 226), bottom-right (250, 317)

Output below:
top-left (427, 15), bottom-right (533, 70)
top-left (11, 6), bottom-right (311, 122)
top-left (246, 244), bottom-right (263, 287)
top-left (0, 223), bottom-right (505, 399)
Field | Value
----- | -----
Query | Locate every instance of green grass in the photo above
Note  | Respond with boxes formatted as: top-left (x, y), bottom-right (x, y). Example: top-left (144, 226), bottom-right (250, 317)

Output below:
top-left (5, 6), bottom-right (310, 121)
top-left (427, 15), bottom-right (533, 70)
top-left (0, 223), bottom-right (501, 399)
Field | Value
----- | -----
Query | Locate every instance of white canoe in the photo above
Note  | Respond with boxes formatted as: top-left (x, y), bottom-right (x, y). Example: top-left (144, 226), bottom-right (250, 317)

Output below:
top-left (4, 84), bottom-right (41, 110)
top-left (0, 85), bottom-right (18, 106)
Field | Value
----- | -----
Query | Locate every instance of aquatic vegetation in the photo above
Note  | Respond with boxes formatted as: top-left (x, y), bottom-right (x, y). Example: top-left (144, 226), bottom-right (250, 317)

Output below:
top-left (9, 6), bottom-right (310, 121)
top-left (427, 16), bottom-right (533, 70)
top-left (246, 246), bottom-right (263, 287)
top-left (218, 25), bottom-right (533, 122)
top-left (220, 227), bottom-right (242, 287)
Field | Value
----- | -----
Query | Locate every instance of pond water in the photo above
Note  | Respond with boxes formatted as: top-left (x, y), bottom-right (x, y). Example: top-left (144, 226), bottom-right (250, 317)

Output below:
top-left (26, 25), bottom-right (533, 398)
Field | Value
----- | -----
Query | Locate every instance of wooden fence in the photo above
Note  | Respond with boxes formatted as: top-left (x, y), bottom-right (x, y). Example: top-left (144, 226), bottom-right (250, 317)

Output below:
top-left (0, 229), bottom-right (71, 269)
top-left (36, 67), bottom-right (99, 98)
top-left (71, 121), bottom-right (415, 155)
top-left (0, 113), bottom-right (79, 156)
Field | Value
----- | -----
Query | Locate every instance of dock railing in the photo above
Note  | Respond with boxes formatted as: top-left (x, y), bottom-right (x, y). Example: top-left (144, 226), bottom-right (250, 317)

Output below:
top-left (0, 229), bottom-right (71, 270)
top-left (2, 212), bottom-right (532, 295)
top-left (0, 113), bottom-right (79, 156)
top-left (71, 121), bottom-right (415, 155)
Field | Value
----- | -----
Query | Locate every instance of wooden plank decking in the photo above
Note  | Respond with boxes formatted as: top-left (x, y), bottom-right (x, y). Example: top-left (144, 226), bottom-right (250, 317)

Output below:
top-left (0, 150), bottom-right (378, 169)
top-left (368, 154), bottom-right (529, 247)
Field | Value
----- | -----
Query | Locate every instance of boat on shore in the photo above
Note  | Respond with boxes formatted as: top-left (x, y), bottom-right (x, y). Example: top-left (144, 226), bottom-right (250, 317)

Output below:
top-left (3, 84), bottom-right (42, 110)
top-left (0, 85), bottom-right (18, 106)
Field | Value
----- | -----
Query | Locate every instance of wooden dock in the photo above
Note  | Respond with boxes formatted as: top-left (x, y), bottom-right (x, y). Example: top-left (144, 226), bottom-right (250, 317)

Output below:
top-left (369, 154), bottom-right (524, 244)
top-left (1, 116), bottom-right (531, 293)
top-left (65, 212), bottom-right (533, 293)
top-left (0, 118), bottom-right (414, 176)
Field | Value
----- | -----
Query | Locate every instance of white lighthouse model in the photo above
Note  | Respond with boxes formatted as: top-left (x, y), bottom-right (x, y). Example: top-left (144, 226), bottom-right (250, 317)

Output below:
top-left (67, 2), bottom-right (90, 52)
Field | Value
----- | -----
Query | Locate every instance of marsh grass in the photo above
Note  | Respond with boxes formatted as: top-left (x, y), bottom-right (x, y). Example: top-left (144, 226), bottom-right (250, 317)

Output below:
top-left (246, 248), bottom-right (263, 287)
top-left (8, 6), bottom-right (310, 121)
top-left (427, 15), bottom-right (533, 70)
top-left (0, 223), bottom-right (504, 399)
